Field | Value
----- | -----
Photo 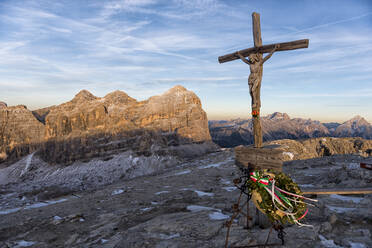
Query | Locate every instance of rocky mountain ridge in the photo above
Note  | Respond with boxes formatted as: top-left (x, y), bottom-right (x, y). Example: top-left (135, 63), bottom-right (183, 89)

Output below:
top-left (0, 86), bottom-right (212, 164)
top-left (266, 137), bottom-right (372, 161)
top-left (209, 112), bottom-right (372, 147)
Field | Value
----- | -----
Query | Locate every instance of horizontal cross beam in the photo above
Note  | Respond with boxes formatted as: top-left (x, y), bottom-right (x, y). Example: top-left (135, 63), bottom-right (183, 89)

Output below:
top-left (218, 39), bottom-right (309, 64)
top-left (302, 187), bottom-right (372, 195)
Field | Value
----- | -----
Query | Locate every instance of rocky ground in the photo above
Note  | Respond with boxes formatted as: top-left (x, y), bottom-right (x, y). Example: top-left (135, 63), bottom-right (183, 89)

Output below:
top-left (0, 149), bottom-right (371, 248)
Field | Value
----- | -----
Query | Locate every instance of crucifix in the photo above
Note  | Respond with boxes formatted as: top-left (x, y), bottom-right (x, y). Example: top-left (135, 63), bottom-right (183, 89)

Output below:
top-left (220, 13), bottom-right (310, 244)
top-left (218, 12), bottom-right (309, 149)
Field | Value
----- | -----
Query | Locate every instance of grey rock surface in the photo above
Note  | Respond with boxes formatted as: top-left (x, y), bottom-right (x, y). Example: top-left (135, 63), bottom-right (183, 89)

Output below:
top-left (0, 149), bottom-right (371, 248)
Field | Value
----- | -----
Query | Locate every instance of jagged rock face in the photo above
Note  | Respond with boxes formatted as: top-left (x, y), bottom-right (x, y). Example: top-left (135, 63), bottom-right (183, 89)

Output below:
top-left (0, 105), bottom-right (45, 151)
top-left (44, 91), bottom-right (109, 138)
top-left (32, 106), bottom-right (55, 124)
top-left (132, 86), bottom-right (210, 142)
top-left (267, 112), bottom-right (290, 120)
top-left (334, 115), bottom-right (372, 138)
top-left (1, 86), bottom-right (211, 163)
top-left (210, 113), bottom-right (372, 148)
top-left (209, 113), bottom-right (330, 147)
top-left (261, 116), bottom-right (330, 140)
top-left (322, 122), bottom-right (340, 132)
top-left (43, 86), bottom-right (210, 142)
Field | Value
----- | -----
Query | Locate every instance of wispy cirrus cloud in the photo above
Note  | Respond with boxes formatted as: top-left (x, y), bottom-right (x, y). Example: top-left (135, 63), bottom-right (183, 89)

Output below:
top-left (0, 0), bottom-right (371, 122)
top-left (101, 0), bottom-right (226, 20)
top-left (288, 11), bottom-right (372, 35)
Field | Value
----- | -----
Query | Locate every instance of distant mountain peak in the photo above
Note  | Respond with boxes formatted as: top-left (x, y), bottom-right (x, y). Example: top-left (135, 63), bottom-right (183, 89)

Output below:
top-left (104, 90), bottom-right (136, 104)
top-left (160, 85), bottom-right (194, 99)
top-left (349, 115), bottom-right (363, 121)
top-left (104, 90), bottom-right (128, 98)
top-left (267, 112), bottom-right (290, 120)
top-left (72, 90), bottom-right (98, 102)
top-left (333, 115), bottom-right (371, 137)
top-left (167, 85), bottom-right (187, 93)
top-left (344, 115), bottom-right (369, 125)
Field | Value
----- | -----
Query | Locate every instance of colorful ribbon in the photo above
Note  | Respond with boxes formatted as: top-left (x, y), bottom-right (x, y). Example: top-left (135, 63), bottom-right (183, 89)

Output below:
top-left (250, 171), bottom-right (293, 209)
top-left (250, 171), bottom-right (317, 227)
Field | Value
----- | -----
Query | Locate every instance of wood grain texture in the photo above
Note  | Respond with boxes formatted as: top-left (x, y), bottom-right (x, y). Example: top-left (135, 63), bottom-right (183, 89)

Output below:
top-left (252, 117), bottom-right (262, 148)
top-left (302, 188), bottom-right (372, 195)
top-left (218, 39), bottom-right (309, 63)
top-left (234, 145), bottom-right (283, 172)
top-left (252, 12), bottom-right (262, 47)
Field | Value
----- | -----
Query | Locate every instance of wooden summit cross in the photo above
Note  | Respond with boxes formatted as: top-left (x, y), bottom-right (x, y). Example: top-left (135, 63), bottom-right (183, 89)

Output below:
top-left (218, 12), bottom-right (309, 150)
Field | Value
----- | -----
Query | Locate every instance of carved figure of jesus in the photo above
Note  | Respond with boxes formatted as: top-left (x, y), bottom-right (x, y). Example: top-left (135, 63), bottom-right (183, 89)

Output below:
top-left (237, 44), bottom-right (279, 109)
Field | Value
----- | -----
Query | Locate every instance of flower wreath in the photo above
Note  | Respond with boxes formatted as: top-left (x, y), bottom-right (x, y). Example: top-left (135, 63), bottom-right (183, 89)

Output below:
top-left (246, 170), bottom-right (317, 227)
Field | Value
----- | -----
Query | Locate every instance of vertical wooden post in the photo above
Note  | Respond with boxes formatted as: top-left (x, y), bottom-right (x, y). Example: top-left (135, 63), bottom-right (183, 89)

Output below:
top-left (251, 12), bottom-right (263, 148)
top-left (252, 12), bottom-right (262, 47)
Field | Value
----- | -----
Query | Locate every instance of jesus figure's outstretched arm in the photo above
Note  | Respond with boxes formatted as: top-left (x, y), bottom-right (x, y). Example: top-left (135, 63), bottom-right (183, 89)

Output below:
top-left (261, 44), bottom-right (280, 65)
top-left (236, 52), bottom-right (252, 65)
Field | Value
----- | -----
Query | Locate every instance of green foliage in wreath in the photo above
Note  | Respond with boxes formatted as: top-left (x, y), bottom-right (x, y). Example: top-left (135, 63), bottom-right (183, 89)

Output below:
top-left (246, 170), bottom-right (307, 224)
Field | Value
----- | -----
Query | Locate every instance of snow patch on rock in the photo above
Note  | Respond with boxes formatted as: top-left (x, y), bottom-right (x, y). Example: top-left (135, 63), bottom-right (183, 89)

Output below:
top-left (209, 211), bottom-right (230, 220)
top-left (112, 189), bottom-right (124, 195)
top-left (20, 152), bottom-right (35, 177)
top-left (174, 169), bottom-right (191, 175)
top-left (220, 178), bottom-right (231, 185)
top-left (198, 162), bottom-right (223, 169)
top-left (318, 235), bottom-right (343, 248)
top-left (14, 240), bottom-right (36, 247)
top-left (140, 207), bottom-right (153, 212)
top-left (159, 233), bottom-right (180, 240)
top-left (0, 207), bottom-right (21, 215)
top-left (0, 198), bottom-right (67, 215)
top-left (186, 205), bottom-right (215, 212)
top-left (222, 186), bottom-right (236, 192)
top-left (349, 242), bottom-right (367, 248)
top-left (193, 190), bottom-right (214, 197)
top-left (155, 191), bottom-right (169, 195)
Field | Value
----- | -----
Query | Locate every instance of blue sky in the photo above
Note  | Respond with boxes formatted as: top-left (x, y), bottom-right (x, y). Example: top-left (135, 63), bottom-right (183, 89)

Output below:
top-left (1, 0), bottom-right (371, 122)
